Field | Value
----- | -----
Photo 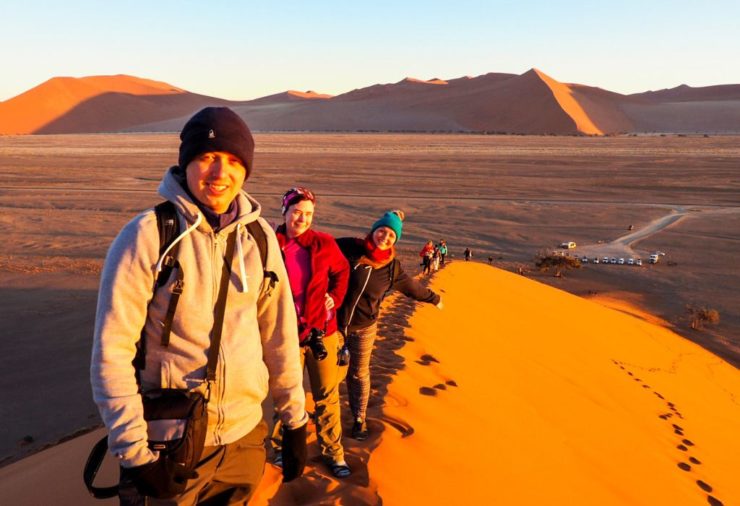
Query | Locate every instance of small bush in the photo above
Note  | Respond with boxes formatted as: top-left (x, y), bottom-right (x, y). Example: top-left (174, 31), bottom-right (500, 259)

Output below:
top-left (687, 306), bottom-right (720, 330)
top-left (534, 250), bottom-right (581, 277)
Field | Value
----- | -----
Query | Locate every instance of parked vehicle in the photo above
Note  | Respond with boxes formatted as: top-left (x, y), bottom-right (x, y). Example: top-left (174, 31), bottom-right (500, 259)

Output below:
top-left (560, 241), bottom-right (577, 249)
top-left (627, 258), bottom-right (635, 265)
top-left (649, 254), bottom-right (660, 264)
top-left (618, 258), bottom-right (625, 265)
top-left (593, 257), bottom-right (600, 264)
top-left (636, 259), bottom-right (643, 266)
top-left (581, 256), bottom-right (589, 263)
top-left (610, 258), bottom-right (617, 264)
top-left (603, 256), bottom-right (610, 264)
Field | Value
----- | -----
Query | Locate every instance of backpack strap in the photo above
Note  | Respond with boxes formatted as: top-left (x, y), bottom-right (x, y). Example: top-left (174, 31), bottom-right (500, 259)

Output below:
top-left (154, 201), bottom-right (183, 347)
top-left (246, 220), bottom-right (278, 295)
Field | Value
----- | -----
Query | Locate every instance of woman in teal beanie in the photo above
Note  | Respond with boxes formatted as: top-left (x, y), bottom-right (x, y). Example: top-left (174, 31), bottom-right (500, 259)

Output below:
top-left (336, 210), bottom-right (442, 440)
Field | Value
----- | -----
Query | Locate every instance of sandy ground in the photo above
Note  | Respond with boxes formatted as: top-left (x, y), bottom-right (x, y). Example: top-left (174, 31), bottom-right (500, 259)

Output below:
top-left (1, 262), bottom-right (738, 505)
top-left (0, 133), bottom-right (737, 479)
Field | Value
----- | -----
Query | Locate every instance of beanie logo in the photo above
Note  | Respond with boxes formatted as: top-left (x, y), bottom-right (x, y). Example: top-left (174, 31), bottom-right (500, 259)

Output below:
top-left (208, 129), bottom-right (216, 139)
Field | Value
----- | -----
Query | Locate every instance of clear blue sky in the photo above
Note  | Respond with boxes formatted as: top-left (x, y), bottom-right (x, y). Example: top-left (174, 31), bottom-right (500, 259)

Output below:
top-left (2, 0), bottom-right (738, 101)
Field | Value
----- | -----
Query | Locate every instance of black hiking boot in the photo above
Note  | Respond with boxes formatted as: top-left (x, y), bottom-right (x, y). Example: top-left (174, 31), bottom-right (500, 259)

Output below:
top-left (351, 417), bottom-right (369, 441)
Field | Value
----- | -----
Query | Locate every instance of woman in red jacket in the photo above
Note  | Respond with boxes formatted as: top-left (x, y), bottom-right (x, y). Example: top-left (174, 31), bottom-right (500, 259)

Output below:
top-left (272, 187), bottom-right (352, 478)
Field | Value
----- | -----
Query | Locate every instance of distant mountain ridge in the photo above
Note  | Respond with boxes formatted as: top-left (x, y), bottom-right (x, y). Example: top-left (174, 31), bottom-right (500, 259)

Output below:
top-left (1, 70), bottom-right (739, 135)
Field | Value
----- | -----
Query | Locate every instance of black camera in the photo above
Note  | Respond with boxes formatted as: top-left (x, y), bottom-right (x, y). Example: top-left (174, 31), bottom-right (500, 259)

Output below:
top-left (307, 328), bottom-right (328, 361)
top-left (337, 343), bottom-right (350, 366)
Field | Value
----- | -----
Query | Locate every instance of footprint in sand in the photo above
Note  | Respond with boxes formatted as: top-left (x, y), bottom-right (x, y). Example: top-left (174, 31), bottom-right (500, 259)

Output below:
top-left (445, 380), bottom-right (458, 387)
top-left (433, 383), bottom-right (447, 390)
top-left (707, 496), bottom-right (724, 506)
top-left (689, 457), bottom-right (701, 465)
top-left (377, 414), bottom-right (415, 438)
top-left (654, 392), bottom-right (665, 400)
top-left (697, 480), bottom-right (713, 492)
top-left (419, 354), bottom-right (440, 364)
top-left (677, 444), bottom-right (688, 451)
top-left (677, 462), bottom-right (691, 471)
top-left (419, 387), bottom-right (437, 396)
top-left (385, 391), bottom-right (409, 408)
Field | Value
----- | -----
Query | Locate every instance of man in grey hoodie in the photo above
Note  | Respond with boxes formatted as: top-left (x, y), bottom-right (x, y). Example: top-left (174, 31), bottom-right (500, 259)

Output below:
top-left (91, 107), bottom-right (308, 504)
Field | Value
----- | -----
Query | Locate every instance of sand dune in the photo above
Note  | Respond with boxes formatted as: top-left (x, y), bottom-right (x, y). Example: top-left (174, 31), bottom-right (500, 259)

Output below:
top-left (3, 71), bottom-right (739, 135)
top-left (0, 75), bottom-right (187, 134)
top-left (1, 262), bottom-right (737, 505)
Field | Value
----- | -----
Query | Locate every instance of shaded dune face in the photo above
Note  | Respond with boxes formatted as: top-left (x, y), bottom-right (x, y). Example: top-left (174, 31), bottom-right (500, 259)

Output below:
top-left (2, 71), bottom-right (739, 135)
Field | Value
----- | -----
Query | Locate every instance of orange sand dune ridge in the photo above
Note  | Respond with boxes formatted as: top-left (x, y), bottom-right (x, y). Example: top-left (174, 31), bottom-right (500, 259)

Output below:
top-left (249, 261), bottom-right (739, 505)
top-left (0, 75), bottom-right (184, 134)
top-left (368, 262), bottom-right (740, 505)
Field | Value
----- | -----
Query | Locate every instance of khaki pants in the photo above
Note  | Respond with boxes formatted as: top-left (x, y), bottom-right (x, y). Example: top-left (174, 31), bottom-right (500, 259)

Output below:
top-left (271, 331), bottom-right (347, 463)
top-left (135, 420), bottom-right (267, 505)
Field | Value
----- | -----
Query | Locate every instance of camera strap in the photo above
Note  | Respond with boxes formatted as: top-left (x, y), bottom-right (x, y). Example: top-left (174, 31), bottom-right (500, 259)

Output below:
top-left (206, 229), bottom-right (236, 382)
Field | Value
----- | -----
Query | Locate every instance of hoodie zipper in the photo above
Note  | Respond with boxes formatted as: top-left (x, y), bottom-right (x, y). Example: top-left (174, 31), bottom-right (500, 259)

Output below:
top-left (212, 231), bottom-right (226, 445)
top-left (344, 264), bottom-right (372, 335)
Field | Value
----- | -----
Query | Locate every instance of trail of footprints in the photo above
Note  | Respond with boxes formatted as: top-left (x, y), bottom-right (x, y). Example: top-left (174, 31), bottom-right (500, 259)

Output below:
top-left (612, 360), bottom-right (725, 506)
top-left (416, 353), bottom-right (458, 396)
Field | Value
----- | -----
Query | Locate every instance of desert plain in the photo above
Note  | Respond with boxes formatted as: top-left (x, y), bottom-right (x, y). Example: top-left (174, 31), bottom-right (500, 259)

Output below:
top-left (0, 132), bottom-right (738, 504)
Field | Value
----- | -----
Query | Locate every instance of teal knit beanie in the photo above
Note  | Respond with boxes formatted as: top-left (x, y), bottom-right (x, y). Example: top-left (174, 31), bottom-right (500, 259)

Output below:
top-left (371, 210), bottom-right (404, 243)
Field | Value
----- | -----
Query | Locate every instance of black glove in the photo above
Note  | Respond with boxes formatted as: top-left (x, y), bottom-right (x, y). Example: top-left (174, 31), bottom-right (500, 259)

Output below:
top-left (120, 457), bottom-right (189, 499)
top-left (281, 423), bottom-right (307, 482)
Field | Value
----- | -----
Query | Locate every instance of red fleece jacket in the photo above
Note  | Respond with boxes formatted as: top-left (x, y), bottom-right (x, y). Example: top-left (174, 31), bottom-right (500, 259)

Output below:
top-left (276, 226), bottom-right (350, 340)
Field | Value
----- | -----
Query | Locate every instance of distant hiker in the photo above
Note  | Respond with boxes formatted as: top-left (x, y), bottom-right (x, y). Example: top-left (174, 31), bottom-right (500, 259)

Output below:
top-left (488, 256), bottom-right (493, 264)
top-left (271, 187), bottom-right (352, 479)
top-left (420, 240), bottom-right (434, 275)
top-left (464, 247), bottom-right (473, 261)
top-left (439, 239), bottom-right (448, 265)
top-left (432, 245), bottom-right (441, 271)
top-left (89, 107), bottom-right (308, 504)
top-left (337, 211), bottom-right (442, 441)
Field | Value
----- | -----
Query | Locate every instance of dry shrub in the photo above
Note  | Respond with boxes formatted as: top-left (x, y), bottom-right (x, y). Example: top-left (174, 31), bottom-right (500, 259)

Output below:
top-left (687, 305), bottom-right (720, 330)
top-left (534, 250), bottom-right (581, 277)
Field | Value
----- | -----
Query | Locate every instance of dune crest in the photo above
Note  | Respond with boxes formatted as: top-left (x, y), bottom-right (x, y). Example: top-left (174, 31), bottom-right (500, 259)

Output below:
top-left (533, 68), bottom-right (603, 135)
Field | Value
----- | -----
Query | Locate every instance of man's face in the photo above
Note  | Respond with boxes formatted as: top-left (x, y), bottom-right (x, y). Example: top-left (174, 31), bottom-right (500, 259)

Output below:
top-left (185, 151), bottom-right (246, 213)
top-left (284, 199), bottom-right (314, 238)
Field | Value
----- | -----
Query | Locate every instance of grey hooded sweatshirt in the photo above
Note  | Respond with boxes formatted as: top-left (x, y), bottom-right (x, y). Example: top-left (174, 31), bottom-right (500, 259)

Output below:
top-left (91, 168), bottom-right (307, 468)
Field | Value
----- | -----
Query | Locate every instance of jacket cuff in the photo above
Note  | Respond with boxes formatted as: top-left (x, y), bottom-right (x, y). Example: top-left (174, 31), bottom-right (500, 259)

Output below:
top-left (115, 442), bottom-right (158, 469)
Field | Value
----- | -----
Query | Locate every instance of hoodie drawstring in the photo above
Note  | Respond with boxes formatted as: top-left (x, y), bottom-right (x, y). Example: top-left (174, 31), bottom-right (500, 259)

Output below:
top-left (154, 212), bottom-right (249, 293)
top-left (236, 224), bottom-right (248, 293)
top-left (154, 212), bottom-right (203, 274)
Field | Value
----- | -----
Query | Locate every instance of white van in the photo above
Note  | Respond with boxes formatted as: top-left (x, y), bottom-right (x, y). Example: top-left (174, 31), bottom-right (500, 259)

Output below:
top-left (649, 254), bottom-right (660, 264)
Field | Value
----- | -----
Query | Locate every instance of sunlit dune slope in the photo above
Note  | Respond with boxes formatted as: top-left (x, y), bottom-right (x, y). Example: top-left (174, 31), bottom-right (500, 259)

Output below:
top-left (370, 262), bottom-right (739, 505)
top-left (534, 68), bottom-right (603, 135)
top-left (0, 75), bottom-right (184, 134)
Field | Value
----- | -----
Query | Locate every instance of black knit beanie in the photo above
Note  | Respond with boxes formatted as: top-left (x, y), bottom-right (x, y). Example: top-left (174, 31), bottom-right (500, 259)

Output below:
top-left (178, 107), bottom-right (255, 177)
